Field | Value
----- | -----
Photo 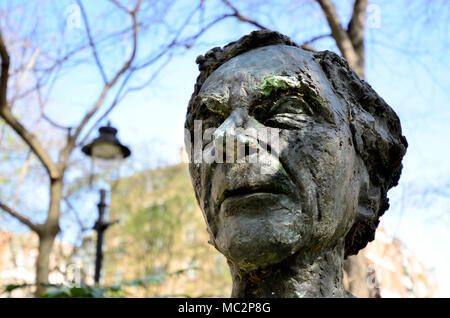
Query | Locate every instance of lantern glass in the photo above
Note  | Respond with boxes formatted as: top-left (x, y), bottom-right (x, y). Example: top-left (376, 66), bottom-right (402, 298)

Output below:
top-left (89, 155), bottom-right (122, 190)
top-left (91, 141), bottom-right (122, 160)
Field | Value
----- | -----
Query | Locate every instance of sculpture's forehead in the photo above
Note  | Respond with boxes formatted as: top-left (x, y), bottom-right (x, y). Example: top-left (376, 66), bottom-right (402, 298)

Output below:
top-left (198, 45), bottom-right (332, 107)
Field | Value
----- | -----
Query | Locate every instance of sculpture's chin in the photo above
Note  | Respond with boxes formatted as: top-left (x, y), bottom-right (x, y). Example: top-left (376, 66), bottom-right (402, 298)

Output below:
top-left (219, 229), bottom-right (299, 272)
top-left (215, 193), bottom-right (307, 272)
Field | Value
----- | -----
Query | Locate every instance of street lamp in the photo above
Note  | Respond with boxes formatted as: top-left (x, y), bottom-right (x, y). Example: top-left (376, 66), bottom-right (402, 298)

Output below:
top-left (81, 124), bottom-right (131, 160)
top-left (81, 122), bottom-right (131, 284)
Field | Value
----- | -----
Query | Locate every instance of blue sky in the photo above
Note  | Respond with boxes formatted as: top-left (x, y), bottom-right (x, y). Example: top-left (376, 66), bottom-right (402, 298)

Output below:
top-left (1, 0), bottom-right (449, 296)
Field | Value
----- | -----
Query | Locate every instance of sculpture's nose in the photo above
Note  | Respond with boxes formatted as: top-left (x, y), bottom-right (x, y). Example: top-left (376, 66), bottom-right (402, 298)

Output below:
top-left (212, 108), bottom-right (264, 163)
top-left (213, 108), bottom-right (247, 141)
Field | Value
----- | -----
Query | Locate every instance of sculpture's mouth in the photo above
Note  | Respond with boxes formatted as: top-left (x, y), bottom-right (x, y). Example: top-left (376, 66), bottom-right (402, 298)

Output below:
top-left (217, 184), bottom-right (289, 211)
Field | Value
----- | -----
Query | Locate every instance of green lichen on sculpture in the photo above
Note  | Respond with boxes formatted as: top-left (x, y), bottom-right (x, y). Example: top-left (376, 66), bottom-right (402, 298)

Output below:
top-left (278, 161), bottom-right (289, 177)
top-left (309, 93), bottom-right (328, 108)
top-left (261, 75), bottom-right (299, 96)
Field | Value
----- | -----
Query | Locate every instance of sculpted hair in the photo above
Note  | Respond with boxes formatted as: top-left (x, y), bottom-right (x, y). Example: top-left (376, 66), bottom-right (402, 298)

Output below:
top-left (185, 30), bottom-right (408, 257)
top-left (314, 50), bottom-right (408, 256)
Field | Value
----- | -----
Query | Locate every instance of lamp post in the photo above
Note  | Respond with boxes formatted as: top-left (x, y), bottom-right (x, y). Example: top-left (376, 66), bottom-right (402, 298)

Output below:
top-left (81, 122), bottom-right (131, 284)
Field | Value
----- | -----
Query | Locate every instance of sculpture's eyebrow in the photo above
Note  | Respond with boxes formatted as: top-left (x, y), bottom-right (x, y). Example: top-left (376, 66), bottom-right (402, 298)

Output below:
top-left (196, 95), bottom-right (222, 105)
top-left (194, 95), bottom-right (227, 118)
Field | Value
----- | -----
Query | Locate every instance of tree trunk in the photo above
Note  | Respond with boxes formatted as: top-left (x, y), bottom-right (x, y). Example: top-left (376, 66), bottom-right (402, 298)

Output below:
top-left (35, 232), bottom-right (56, 296)
top-left (346, 0), bottom-right (367, 79)
top-left (34, 177), bottom-right (62, 297)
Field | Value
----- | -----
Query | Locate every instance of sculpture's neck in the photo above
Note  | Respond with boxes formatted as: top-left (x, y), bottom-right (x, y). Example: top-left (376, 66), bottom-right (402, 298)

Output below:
top-left (229, 239), bottom-right (346, 298)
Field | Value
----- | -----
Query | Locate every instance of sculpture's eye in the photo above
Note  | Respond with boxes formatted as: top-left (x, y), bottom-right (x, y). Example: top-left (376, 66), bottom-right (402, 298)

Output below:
top-left (269, 96), bottom-right (314, 116)
top-left (263, 96), bottom-right (314, 129)
top-left (196, 102), bottom-right (224, 130)
top-left (202, 115), bottom-right (223, 130)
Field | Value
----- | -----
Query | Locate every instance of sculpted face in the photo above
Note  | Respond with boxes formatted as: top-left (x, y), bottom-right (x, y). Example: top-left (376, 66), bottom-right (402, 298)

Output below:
top-left (188, 45), bottom-right (362, 272)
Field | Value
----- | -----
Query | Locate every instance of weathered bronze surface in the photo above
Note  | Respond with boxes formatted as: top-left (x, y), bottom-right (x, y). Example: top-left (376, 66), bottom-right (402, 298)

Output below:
top-left (184, 30), bottom-right (407, 297)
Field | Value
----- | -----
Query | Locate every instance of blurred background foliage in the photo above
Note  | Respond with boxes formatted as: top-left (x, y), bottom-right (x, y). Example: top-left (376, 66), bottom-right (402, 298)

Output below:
top-left (103, 164), bottom-right (231, 297)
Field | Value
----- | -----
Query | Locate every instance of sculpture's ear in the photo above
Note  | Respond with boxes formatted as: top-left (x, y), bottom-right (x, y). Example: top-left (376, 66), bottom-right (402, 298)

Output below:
top-left (356, 162), bottom-right (381, 232)
top-left (344, 159), bottom-right (382, 257)
top-left (349, 111), bottom-right (382, 222)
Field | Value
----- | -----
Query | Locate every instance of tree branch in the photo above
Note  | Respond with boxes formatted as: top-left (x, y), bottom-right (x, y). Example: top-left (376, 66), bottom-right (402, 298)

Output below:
top-left (0, 103), bottom-right (60, 179)
top-left (0, 30), bottom-right (60, 180)
top-left (347, 0), bottom-right (368, 78)
top-left (80, 0), bottom-right (224, 145)
top-left (0, 28), bottom-right (9, 109)
top-left (300, 33), bottom-right (332, 51)
top-left (221, 0), bottom-right (269, 30)
top-left (62, 0), bottom-right (142, 160)
top-left (181, 14), bottom-right (234, 48)
top-left (0, 200), bottom-right (39, 232)
top-left (35, 67), bottom-right (73, 131)
top-left (64, 197), bottom-right (88, 232)
top-left (347, 0), bottom-right (368, 47)
top-left (302, 33), bottom-right (331, 45)
top-left (316, 0), bottom-right (360, 75)
top-left (77, 0), bottom-right (108, 84)
top-left (78, 71), bottom-right (133, 146)
top-left (109, 0), bottom-right (131, 13)
top-left (130, 1), bottom-right (217, 71)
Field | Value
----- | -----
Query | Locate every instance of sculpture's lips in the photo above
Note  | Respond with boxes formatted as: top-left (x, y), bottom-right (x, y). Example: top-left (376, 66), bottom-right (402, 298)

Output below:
top-left (219, 192), bottom-right (292, 218)
top-left (217, 184), bottom-right (289, 210)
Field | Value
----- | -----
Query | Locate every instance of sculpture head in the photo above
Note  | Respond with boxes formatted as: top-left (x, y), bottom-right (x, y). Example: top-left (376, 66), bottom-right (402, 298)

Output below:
top-left (184, 30), bottom-right (407, 274)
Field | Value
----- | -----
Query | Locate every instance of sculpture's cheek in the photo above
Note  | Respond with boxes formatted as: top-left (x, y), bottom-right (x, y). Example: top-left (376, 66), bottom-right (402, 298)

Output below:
top-left (278, 125), bottom-right (357, 244)
top-left (310, 129), bottom-right (358, 243)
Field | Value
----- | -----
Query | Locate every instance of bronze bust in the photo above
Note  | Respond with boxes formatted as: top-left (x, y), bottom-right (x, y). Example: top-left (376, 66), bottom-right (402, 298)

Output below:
top-left (184, 30), bottom-right (407, 297)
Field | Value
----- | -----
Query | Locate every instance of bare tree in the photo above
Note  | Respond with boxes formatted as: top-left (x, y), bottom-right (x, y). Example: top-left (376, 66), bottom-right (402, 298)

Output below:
top-left (0, 0), bottom-right (227, 296)
top-left (0, 1), bottom-right (143, 296)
